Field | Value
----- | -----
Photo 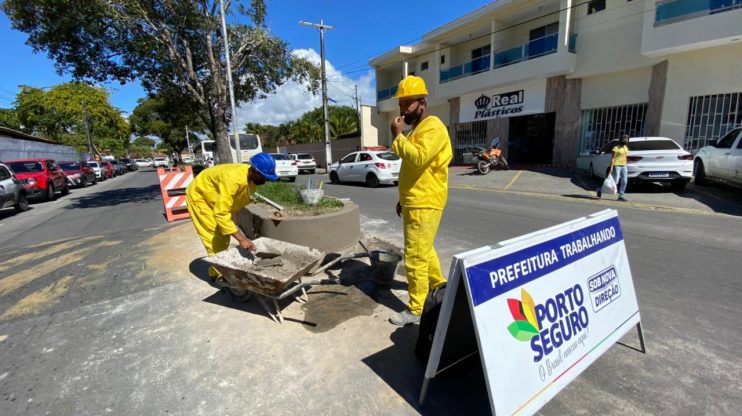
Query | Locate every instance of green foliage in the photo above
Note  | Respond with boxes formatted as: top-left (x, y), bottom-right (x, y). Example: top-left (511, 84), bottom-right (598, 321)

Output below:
top-left (0, 108), bottom-right (20, 130)
top-left (129, 93), bottom-right (203, 159)
top-left (10, 82), bottom-right (128, 155)
top-left (2, 0), bottom-right (320, 164)
top-left (257, 182), bottom-right (343, 212)
top-left (246, 105), bottom-right (359, 147)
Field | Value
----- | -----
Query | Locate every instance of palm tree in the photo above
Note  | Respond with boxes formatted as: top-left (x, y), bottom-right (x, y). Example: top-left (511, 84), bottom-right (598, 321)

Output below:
top-left (329, 113), bottom-right (358, 139)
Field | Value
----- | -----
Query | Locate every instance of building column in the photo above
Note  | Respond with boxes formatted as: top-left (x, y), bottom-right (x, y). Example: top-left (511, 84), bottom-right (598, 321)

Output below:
top-left (486, 118), bottom-right (509, 157)
top-left (546, 75), bottom-right (582, 167)
top-left (646, 60), bottom-right (668, 137)
top-left (448, 97), bottom-right (460, 143)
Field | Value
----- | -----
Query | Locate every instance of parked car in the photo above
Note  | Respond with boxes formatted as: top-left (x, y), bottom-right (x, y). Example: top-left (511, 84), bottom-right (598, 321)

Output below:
top-left (120, 158), bottom-right (138, 171)
top-left (289, 153), bottom-right (317, 174)
top-left (5, 158), bottom-right (69, 201)
top-left (0, 162), bottom-right (30, 213)
top-left (88, 161), bottom-right (105, 181)
top-left (328, 151), bottom-right (401, 188)
top-left (589, 137), bottom-right (693, 191)
top-left (59, 160), bottom-right (97, 188)
top-left (268, 153), bottom-right (298, 182)
top-left (101, 160), bottom-right (116, 179)
top-left (110, 160), bottom-right (126, 176)
top-left (153, 157), bottom-right (169, 168)
top-left (135, 159), bottom-right (150, 168)
top-left (693, 127), bottom-right (742, 187)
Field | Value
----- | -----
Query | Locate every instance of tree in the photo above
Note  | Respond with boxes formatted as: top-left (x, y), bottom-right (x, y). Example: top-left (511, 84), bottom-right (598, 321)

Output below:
top-left (329, 112), bottom-right (357, 139)
top-left (129, 93), bottom-right (204, 161)
top-left (12, 82), bottom-right (129, 154)
top-left (3, 0), bottom-right (319, 164)
top-left (133, 136), bottom-right (156, 148)
top-left (0, 108), bottom-right (20, 130)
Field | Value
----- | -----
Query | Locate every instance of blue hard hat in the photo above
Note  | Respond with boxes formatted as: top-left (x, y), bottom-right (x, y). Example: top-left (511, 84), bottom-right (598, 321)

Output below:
top-left (250, 152), bottom-right (279, 181)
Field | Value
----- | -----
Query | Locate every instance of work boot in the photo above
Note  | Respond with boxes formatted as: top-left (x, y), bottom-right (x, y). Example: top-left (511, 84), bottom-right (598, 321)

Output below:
top-left (618, 196), bottom-right (628, 201)
top-left (596, 188), bottom-right (602, 198)
top-left (389, 310), bottom-right (420, 326)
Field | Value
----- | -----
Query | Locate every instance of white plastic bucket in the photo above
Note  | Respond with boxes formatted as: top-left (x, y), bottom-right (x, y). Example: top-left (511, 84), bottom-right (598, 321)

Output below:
top-left (300, 189), bottom-right (324, 205)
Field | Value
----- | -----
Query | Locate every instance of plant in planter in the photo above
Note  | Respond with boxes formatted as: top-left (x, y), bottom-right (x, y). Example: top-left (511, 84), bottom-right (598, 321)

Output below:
top-left (256, 182), bottom-right (343, 216)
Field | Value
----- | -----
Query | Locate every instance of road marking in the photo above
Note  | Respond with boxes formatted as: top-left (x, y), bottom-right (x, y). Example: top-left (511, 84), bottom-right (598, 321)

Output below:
top-left (0, 240), bottom-right (120, 297)
top-left (502, 171), bottom-right (523, 191)
top-left (448, 184), bottom-right (741, 219)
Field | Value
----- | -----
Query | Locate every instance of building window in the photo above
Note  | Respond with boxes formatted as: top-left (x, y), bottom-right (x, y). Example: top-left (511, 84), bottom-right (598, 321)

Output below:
top-left (587, 0), bottom-right (606, 15)
top-left (579, 103), bottom-right (647, 156)
top-left (684, 92), bottom-right (742, 154)
top-left (440, 55), bottom-right (445, 64)
top-left (421, 61), bottom-right (429, 71)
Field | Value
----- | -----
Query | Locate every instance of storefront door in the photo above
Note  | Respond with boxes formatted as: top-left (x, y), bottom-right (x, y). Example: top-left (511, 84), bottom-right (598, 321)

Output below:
top-left (507, 113), bottom-right (555, 164)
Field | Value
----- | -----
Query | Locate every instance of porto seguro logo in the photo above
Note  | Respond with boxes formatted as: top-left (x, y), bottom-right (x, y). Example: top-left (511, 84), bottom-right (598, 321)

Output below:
top-left (507, 286), bottom-right (589, 362)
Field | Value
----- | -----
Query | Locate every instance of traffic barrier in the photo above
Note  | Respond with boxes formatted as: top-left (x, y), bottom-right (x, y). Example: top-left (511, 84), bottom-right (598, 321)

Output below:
top-left (157, 166), bottom-right (193, 222)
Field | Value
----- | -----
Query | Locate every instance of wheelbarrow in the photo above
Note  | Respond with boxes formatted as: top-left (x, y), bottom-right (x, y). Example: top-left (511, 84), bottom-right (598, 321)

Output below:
top-left (205, 238), bottom-right (402, 323)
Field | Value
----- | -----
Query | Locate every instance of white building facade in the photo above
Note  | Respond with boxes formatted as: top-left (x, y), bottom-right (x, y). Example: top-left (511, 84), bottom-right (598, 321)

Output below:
top-left (370, 0), bottom-right (742, 167)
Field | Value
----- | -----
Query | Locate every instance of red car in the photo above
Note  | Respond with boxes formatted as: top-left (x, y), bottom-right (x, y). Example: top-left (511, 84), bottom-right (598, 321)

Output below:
top-left (5, 158), bottom-right (69, 201)
top-left (59, 160), bottom-right (97, 188)
top-left (101, 160), bottom-right (116, 179)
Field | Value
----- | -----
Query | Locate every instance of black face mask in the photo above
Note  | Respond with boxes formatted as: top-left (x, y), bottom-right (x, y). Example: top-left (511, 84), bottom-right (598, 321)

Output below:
top-left (402, 105), bottom-right (422, 125)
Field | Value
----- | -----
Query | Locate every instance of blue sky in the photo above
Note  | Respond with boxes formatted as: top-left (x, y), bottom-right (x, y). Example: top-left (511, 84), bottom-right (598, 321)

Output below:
top-left (0, 0), bottom-right (493, 125)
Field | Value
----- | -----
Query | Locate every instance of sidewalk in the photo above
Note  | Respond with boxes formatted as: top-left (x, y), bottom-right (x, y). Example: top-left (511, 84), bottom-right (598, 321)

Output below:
top-left (448, 165), bottom-right (742, 217)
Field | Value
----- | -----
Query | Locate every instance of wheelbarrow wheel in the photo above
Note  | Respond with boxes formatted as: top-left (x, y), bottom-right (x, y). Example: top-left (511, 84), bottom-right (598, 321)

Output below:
top-left (222, 286), bottom-right (253, 303)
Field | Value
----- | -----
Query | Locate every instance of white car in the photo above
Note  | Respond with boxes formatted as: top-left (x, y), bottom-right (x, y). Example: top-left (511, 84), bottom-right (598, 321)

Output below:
top-left (589, 137), bottom-right (693, 191)
top-left (290, 153), bottom-right (317, 174)
top-left (0, 162), bottom-right (29, 213)
top-left (135, 159), bottom-right (150, 168)
top-left (152, 157), bottom-right (169, 168)
top-left (693, 127), bottom-right (742, 187)
top-left (87, 161), bottom-right (105, 180)
top-left (329, 150), bottom-right (401, 188)
top-left (268, 153), bottom-right (298, 182)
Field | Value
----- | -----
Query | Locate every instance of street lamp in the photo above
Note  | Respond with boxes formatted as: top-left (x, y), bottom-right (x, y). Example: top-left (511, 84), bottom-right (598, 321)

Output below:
top-left (299, 19), bottom-right (333, 168)
top-left (219, 0), bottom-right (242, 163)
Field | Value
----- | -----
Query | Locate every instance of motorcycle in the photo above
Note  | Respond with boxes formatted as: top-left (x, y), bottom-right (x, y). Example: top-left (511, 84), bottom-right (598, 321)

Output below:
top-left (473, 137), bottom-right (509, 174)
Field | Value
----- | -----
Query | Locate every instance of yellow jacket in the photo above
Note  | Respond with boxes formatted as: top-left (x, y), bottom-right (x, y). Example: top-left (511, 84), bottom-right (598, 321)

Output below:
top-left (186, 163), bottom-right (257, 235)
top-left (391, 115), bottom-right (452, 210)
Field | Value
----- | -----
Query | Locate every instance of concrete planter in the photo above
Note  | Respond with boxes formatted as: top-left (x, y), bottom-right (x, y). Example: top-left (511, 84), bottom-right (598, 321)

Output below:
top-left (234, 201), bottom-right (361, 253)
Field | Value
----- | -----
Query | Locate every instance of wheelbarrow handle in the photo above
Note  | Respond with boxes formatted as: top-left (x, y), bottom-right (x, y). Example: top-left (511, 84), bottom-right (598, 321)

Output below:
top-left (274, 277), bottom-right (341, 300)
top-left (308, 252), bottom-right (369, 276)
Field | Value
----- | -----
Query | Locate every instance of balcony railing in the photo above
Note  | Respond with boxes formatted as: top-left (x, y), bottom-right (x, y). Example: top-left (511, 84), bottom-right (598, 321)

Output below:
top-left (494, 32), bottom-right (559, 69)
top-left (655, 0), bottom-right (742, 26)
top-left (439, 55), bottom-right (491, 84)
top-left (377, 85), bottom-right (398, 101)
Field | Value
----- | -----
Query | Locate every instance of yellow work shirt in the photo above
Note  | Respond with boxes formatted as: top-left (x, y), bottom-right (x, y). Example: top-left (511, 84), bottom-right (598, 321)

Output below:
top-left (186, 163), bottom-right (257, 235)
top-left (391, 115), bottom-right (453, 210)
top-left (612, 145), bottom-right (629, 166)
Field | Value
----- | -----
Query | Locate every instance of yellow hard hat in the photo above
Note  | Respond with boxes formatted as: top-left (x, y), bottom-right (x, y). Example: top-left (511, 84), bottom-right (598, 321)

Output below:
top-left (394, 75), bottom-right (428, 100)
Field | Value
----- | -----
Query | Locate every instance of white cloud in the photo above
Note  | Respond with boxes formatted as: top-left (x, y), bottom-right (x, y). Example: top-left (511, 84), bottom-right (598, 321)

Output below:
top-left (234, 49), bottom-right (376, 128)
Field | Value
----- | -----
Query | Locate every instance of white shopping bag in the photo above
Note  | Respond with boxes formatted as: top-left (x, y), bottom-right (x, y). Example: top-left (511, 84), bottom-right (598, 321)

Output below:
top-left (601, 174), bottom-right (618, 195)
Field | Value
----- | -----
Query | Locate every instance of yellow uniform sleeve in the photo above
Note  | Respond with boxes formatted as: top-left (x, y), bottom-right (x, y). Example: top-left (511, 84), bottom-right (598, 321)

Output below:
top-left (214, 180), bottom-right (241, 235)
top-left (391, 123), bottom-right (447, 168)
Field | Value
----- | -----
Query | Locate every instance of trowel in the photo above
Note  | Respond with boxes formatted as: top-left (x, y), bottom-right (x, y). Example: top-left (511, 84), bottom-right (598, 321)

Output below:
top-left (254, 252), bottom-right (283, 267)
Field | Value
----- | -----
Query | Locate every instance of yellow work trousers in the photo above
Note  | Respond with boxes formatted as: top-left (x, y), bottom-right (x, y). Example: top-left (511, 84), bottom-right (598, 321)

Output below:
top-left (402, 207), bottom-right (446, 315)
top-left (186, 194), bottom-right (231, 278)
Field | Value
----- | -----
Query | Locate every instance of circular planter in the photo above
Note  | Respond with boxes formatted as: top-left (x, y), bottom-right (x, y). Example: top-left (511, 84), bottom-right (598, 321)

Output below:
top-left (234, 200), bottom-right (361, 253)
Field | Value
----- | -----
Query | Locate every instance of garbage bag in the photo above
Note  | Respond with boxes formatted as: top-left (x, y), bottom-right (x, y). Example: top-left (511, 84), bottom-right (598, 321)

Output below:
top-left (601, 174), bottom-right (618, 195)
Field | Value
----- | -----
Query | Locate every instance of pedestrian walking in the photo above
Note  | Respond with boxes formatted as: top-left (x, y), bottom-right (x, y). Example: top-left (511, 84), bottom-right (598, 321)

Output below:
top-left (186, 152), bottom-right (278, 280)
top-left (597, 134), bottom-right (630, 201)
top-left (389, 75), bottom-right (453, 326)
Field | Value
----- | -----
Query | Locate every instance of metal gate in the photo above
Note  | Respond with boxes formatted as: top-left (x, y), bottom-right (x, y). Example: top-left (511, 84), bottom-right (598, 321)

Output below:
top-left (453, 121), bottom-right (488, 164)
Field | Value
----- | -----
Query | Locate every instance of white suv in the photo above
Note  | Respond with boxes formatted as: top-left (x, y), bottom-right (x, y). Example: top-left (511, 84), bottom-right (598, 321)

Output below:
top-left (290, 153), bottom-right (317, 174)
top-left (329, 151), bottom-right (401, 188)
top-left (153, 157), bottom-right (169, 168)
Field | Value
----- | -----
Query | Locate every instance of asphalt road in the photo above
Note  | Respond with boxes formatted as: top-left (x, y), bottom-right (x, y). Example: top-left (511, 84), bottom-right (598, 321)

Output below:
top-left (0, 168), bottom-right (740, 415)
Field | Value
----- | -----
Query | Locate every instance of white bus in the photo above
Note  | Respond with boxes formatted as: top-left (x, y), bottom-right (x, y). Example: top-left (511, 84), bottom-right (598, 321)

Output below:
top-left (197, 133), bottom-right (263, 164)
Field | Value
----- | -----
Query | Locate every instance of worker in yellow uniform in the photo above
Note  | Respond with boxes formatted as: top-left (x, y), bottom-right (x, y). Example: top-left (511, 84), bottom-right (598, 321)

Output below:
top-left (389, 75), bottom-right (453, 326)
top-left (186, 152), bottom-right (278, 279)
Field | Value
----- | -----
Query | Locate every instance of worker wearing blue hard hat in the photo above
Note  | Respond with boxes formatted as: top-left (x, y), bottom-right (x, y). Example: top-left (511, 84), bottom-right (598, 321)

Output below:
top-left (186, 152), bottom-right (278, 280)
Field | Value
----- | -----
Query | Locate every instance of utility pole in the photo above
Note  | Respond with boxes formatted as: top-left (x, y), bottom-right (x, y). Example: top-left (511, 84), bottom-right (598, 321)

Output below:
top-left (185, 126), bottom-right (193, 159)
top-left (299, 19), bottom-right (334, 168)
top-left (80, 100), bottom-right (94, 159)
top-left (219, 0), bottom-right (241, 163)
top-left (355, 84), bottom-right (364, 147)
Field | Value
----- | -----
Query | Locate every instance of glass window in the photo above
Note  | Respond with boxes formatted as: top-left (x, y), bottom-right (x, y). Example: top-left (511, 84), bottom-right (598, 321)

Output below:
top-left (684, 92), bottom-right (742, 153)
top-left (269, 153), bottom-right (291, 160)
top-left (60, 162), bottom-right (81, 170)
top-left (341, 153), bottom-right (357, 163)
top-left (0, 166), bottom-right (10, 180)
top-left (579, 104), bottom-right (648, 156)
top-left (297, 154), bottom-right (313, 160)
top-left (629, 140), bottom-right (682, 151)
top-left (359, 153), bottom-right (373, 162)
top-left (376, 152), bottom-right (400, 161)
top-left (421, 61), bottom-right (429, 71)
top-left (601, 140), bottom-right (619, 153)
top-left (9, 162), bottom-right (43, 173)
top-left (88, 162), bottom-right (99, 168)
top-left (588, 0), bottom-right (606, 14)
top-left (229, 134), bottom-right (260, 150)
top-left (203, 141), bottom-right (215, 152)
top-left (716, 128), bottom-right (740, 149)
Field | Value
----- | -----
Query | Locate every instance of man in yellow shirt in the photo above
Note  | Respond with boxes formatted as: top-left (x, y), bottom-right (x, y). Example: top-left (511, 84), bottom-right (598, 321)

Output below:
top-left (389, 75), bottom-right (453, 326)
top-left (186, 152), bottom-right (278, 279)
